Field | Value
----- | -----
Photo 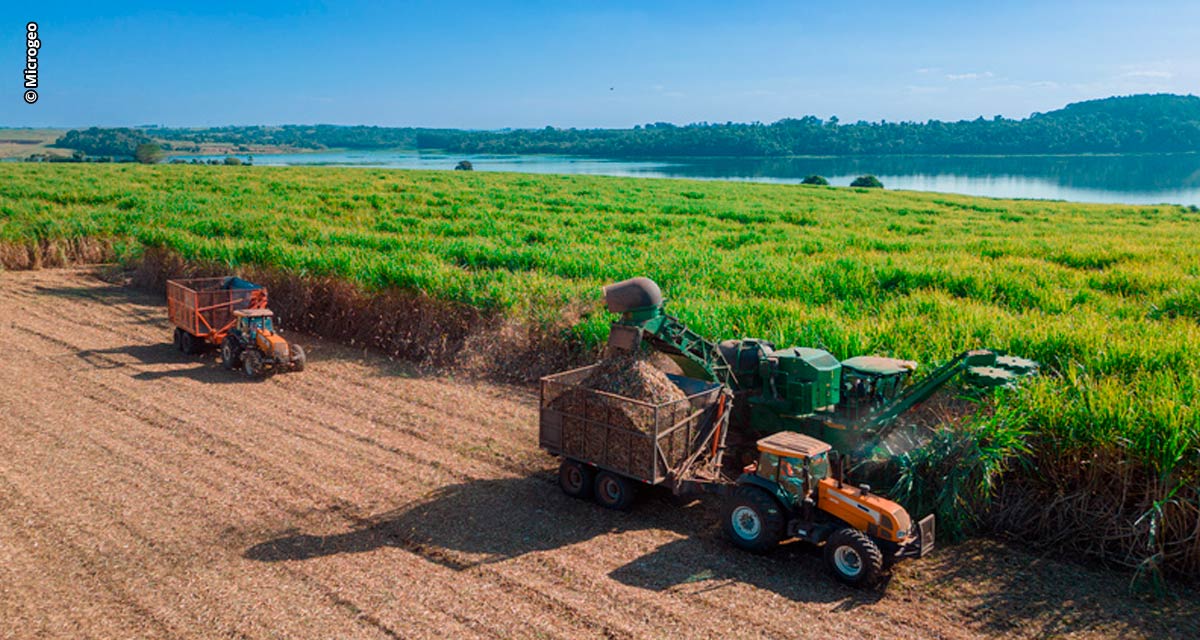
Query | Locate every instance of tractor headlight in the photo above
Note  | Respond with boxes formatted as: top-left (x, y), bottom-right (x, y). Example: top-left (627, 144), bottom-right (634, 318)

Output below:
top-left (895, 529), bottom-right (908, 539)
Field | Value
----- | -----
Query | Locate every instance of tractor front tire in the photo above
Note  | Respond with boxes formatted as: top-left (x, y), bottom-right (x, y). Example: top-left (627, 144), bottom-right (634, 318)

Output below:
top-left (824, 528), bottom-right (885, 588)
top-left (221, 337), bottom-right (241, 371)
top-left (558, 459), bottom-right (594, 500)
top-left (290, 344), bottom-right (306, 372)
top-left (242, 350), bottom-right (265, 378)
top-left (722, 486), bottom-right (785, 553)
top-left (593, 471), bottom-right (636, 511)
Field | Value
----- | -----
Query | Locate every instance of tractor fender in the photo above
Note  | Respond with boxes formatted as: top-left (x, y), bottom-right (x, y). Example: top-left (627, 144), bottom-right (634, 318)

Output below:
top-left (736, 473), bottom-right (794, 515)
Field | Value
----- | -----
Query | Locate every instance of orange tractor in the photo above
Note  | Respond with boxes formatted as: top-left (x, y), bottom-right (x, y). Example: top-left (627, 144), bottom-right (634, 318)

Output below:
top-left (722, 431), bottom-right (933, 586)
top-left (167, 277), bottom-right (305, 377)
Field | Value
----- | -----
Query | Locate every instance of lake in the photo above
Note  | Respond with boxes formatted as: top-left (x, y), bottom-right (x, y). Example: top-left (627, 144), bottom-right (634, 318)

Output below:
top-left (171, 150), bottom-right (1200, 206)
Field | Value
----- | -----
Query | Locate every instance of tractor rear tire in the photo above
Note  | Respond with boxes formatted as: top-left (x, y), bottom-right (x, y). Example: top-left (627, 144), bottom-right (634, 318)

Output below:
top-left (221, 337), bottom-right (241, 370)
top-left (558, 459), bottom-right (594, 500)
top-left (721, 486), bottom-right (785, 553)
top-left (824, 528), bottom-right (885, 588)
top-left (290, 344), bottom-right (306, 372)
top-left (593, 471), bottom-right (636, 511)
top-left (242, 350), bottom-right (264, 378)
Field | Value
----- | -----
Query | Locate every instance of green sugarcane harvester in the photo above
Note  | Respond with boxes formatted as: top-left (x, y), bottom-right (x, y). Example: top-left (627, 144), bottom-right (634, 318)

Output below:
top-left (602, 277), bottom-right (1038, 458)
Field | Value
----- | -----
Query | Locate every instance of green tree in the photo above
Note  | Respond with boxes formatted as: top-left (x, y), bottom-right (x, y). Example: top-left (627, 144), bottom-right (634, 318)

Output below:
top-left (134, 143), bottom-right (165, 164)
top-left (850, 175), bottom-right (884, 188)
top-left (223, 156), bottom-right (243, 166)
top-left (801, 174), bottom-right (829, 185)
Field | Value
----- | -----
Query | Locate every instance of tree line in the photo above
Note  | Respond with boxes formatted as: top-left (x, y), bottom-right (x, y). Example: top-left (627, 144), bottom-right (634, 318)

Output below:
top-left (48, 94), bottom-right (1200, 160)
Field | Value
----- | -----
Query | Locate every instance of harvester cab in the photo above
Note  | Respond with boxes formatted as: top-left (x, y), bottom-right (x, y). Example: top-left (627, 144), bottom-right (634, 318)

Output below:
top-left (222, 309), bottom-right (307, 377)
top-left (724, 431), bottom-right (935, 586)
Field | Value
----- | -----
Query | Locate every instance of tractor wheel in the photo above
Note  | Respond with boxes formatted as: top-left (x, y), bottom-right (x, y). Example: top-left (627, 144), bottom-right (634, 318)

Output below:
top-left (290, 344), bottom-right (306, 372)
top-left (242, 350), bottom-right (264, 378)
top-left (824, 528), bottom-right (885, 588)
top-left (221, 338), bottom-right (241, 370)
top-left (173, 328), bottom-right (184, 351)
top-left (878, 541), bottom-right (900, 570)
top-left (721, 486), bottom-right (785, 553)
top-left (179, 330), bottom-right (200, 355)
top-left (558, 459), bottom-right (594, 500)
top-left (593, 471), bottom-right (636, 511)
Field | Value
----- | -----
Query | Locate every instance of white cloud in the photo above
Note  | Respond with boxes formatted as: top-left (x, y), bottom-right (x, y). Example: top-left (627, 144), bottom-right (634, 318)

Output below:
top-left (1120, 69), bottom-right (1173, 79)
top-left (946, 71), bottom-right (994, 81)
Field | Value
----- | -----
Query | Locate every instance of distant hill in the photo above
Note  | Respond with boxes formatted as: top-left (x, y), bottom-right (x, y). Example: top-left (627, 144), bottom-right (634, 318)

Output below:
top-left (48, 94), bottom-right (1200, 158)
top-left (419, 94), bottom-right (1200, 156)
top-left (1041, 93), bottom-right (1200, 121)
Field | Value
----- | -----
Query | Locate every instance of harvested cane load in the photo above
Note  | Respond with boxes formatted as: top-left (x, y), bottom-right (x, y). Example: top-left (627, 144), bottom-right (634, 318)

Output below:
top-left (548, 352), bottom-right (697, 481)
top-left (577, 352), bottom-right (690, 413)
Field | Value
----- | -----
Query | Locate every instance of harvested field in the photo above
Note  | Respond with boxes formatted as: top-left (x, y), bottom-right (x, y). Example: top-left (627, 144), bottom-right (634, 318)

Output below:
top-left (0, 267), bottom-right (1197, 639)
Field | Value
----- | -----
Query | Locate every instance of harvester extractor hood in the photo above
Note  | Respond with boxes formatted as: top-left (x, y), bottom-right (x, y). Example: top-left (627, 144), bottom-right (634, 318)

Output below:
top-left (603, 277), bottom-right (664, 314)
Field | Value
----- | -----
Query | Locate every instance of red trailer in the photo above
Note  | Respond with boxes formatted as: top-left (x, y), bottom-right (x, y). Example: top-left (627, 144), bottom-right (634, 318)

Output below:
top-left (167, 277), bottom-right (267, 354)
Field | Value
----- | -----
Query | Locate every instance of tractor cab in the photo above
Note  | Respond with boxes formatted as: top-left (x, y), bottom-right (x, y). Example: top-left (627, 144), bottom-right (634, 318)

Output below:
top-left (744, 431), bottom-right (833, 507)
top-left (234, 308), bottom-right (275, 335)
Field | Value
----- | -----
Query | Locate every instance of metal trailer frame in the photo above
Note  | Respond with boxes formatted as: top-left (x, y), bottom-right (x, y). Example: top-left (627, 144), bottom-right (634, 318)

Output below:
top-left (538, 364), bottom-right (733, 494)
top-left (167, 277), bottom-right (267, 343)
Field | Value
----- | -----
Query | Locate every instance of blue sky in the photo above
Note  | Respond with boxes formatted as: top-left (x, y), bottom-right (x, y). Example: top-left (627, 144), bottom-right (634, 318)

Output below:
top-left (4, 1), bottom-right (1198, 128)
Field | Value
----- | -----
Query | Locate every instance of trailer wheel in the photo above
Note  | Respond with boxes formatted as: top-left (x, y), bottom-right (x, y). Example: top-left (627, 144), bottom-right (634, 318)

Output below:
top-left (290, 344), bottom-right (306, 372)
top-left (722, 486), bottom-right (785, 553)
top-left (221, 338), bottom-right (241, 370)
top-left (173, 328), bottom-right (184, 352)
top-left (242, 350), bottom-right (264, 377)
top-left (593, 471), bottom-right (636, 511)
top-left (824, 528), bottom-right (884, 587)
top-left (179, 330), bottom-right (201, 355)
top-left (558, 460), bottom-right (594, 499)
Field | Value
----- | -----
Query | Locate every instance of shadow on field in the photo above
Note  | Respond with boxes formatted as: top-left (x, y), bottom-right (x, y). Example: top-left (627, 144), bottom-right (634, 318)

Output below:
top-left (245, 475), bottom-right (662, 567)
top-left (915, 539), bottom-right (1200, 639)
top-left (75, 343), bottom-right (261, 383)
top-left (33, 282), bottom-right (165, 324)
top-left (241, 473), bottom-right (1200, 628)
top-left (608, 536), bottom-right (886, 608)
top-left (243, 474), bottom-right (877, 605)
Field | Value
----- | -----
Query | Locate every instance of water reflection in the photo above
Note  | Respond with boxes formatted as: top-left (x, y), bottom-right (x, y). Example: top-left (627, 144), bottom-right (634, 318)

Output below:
top-left (171, 150), bottom-right (1200, 206)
